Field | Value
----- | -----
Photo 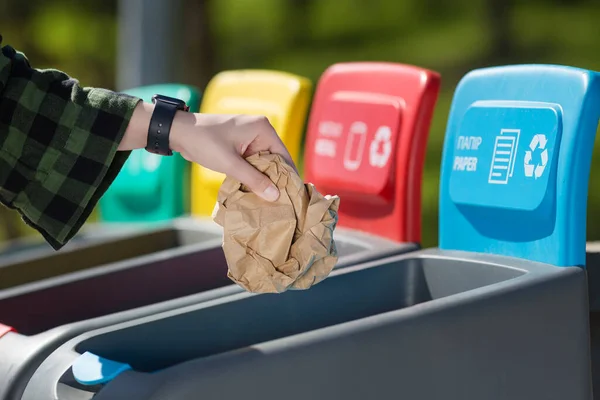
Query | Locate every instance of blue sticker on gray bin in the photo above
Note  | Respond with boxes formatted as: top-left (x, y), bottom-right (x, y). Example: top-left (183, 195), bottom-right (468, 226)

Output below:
top-left (72, 352), bottom-right (131, 386)
top-left (439, 65), bottom-right (600, 267)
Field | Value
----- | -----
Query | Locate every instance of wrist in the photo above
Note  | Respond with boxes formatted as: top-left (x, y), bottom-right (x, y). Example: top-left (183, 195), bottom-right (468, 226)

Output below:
top-left (169, 110), bottom-right (201, 154)
top-left (119, 101), bottom-right (154, 151)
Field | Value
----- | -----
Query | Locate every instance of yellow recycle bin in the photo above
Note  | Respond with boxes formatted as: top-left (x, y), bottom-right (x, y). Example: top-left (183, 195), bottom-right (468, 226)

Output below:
top-left (191, 70), bottom-right (312, 217)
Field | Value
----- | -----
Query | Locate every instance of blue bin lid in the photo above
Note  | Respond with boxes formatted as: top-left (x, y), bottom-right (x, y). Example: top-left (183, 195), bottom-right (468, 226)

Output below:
top-left (438, 64), bottom-right (600, 267)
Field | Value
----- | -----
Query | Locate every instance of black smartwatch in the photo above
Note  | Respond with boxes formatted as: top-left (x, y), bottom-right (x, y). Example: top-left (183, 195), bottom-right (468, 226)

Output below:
top-left (145, 94), bottom-right (190, 156)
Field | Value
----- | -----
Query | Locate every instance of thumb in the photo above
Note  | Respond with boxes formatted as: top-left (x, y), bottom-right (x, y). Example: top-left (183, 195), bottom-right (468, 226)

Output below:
top-left (229, 158), bottom-right (280, 202)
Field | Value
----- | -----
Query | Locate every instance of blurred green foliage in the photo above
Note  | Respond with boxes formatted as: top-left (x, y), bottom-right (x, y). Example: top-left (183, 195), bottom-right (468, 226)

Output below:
top-left (1, 0), bottom-right (600, 248)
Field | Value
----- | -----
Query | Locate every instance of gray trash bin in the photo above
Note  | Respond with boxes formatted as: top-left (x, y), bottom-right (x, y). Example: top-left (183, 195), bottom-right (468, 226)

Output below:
top-left (0, 237), bottom-right (55, 258)
top-left (0, 222), bottom-right (164, 276)
top-left (0, 220), bottom-right (213, 291)
top-left (0, 59), bottom-right (440, 400)
top-left (586, 243), bottom-right (600, 311)
top-left (0, 223), bottom-right (144, 262)
top-left (18, 63), bottom-right (600, 400)
top-left (19, 249), bottom-right (590, 400)
top-left (586, 243), bottom-right (600, 397)
top-left (0, 216), bottom-right (415, 400)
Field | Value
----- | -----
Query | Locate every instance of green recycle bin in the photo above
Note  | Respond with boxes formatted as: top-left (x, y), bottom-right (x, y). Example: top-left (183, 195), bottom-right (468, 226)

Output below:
top-left (99, 84), bottom-right (201, 223)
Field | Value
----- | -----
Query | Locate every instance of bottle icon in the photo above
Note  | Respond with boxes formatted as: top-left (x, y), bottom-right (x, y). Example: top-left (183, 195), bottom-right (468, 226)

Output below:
top-left (343, 121), bottom-right (367, 171)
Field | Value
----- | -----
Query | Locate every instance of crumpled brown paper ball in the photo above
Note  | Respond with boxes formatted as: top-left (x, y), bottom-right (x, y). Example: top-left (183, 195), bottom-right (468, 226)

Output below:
top-left (212, 151), bottom-right (340, 294)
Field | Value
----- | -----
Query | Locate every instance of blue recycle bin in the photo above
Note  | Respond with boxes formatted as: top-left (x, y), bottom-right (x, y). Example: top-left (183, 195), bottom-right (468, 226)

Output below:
top-left (99, 84), bottom-right (201, 223)
top-left (18, 64), bottom-right (600, 400)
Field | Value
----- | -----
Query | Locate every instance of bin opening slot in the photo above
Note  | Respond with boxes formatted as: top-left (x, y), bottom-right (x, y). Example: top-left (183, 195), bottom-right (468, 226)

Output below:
top-left (73, 257), bottom-right (524, 373)
top-left (0, 228), bottom-right (218, 290)
top-left (0, 232), bottom-right (230, 335)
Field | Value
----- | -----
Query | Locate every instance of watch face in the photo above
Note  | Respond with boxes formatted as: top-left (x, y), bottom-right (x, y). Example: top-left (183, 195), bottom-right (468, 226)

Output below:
top-left (152, 94), bottom-right (188, 109)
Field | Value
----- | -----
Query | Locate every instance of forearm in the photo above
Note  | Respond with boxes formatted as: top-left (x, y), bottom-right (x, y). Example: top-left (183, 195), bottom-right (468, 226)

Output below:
top-left (118, 101), bottom-right (153, 151)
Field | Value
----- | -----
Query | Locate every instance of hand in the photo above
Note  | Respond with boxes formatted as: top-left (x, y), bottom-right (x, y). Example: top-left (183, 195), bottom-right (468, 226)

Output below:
top-left (120, 101), bottom-right (297, 202)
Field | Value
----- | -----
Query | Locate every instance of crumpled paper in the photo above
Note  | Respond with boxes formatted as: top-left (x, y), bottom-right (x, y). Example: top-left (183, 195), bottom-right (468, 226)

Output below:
top-left (212, 151), bottom-right (340, 294)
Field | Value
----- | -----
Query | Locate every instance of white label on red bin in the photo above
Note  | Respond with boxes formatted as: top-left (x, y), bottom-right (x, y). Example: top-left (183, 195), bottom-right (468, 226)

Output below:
top-left (311, 95), bottom-right (401, 198)
top-left (343, 121), bottom-right (368, 171)
top-left (369, 126), bottom-right (393, 168)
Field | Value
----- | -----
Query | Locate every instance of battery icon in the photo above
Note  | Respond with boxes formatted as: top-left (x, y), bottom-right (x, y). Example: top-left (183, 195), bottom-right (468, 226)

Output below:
top-left (488, 129), bottom-right (520, 184)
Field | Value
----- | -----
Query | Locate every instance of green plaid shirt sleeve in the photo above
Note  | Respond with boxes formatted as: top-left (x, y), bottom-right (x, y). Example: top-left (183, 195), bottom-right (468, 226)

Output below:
top-left (0, 37), bottom-right (142, 250)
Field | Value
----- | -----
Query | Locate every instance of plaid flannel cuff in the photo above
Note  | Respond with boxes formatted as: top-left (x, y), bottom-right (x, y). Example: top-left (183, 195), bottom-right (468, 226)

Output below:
top-left (0, 43), bottom-right (141, 249)
top-left (29, 89), bottom-right (141, 249)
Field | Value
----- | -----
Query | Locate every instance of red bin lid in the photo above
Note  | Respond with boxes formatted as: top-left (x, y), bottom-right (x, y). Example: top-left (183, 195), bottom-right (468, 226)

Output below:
top-left (304, 62), bottom-right (440, 243)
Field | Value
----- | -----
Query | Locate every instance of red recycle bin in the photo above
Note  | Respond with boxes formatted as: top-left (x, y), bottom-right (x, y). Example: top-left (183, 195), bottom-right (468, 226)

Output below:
top-left (304, 62), bottom-right (441, 243)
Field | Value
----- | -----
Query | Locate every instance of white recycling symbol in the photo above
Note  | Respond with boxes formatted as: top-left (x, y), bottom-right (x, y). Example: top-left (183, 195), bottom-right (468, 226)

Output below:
top-left (369, 126), bottom-right (392, 168)
top-left (524, 133), bottom-right (548, 179)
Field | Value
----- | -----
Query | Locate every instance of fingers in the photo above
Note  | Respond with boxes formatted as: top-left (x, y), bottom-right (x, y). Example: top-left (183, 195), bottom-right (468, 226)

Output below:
top-left (250, 117), bottom-right (299, 174)
top-left (267, 138), bottom-right (298, 174)
top-left (228, 157), bottom-right (280, 202)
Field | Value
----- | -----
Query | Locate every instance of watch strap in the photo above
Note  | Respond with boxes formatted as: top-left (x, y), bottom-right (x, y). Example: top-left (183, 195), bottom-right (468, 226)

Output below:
top-left (145, 99), bottom-right (179, 156)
